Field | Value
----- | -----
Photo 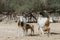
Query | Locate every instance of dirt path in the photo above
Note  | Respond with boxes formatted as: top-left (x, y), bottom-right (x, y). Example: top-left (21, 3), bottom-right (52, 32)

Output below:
top-left (0, 22), bottom-right (60, 40)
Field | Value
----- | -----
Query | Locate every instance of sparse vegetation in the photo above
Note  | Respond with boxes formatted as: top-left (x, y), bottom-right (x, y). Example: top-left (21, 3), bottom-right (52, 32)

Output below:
top-left (0, 0), bottom-right (60, 22)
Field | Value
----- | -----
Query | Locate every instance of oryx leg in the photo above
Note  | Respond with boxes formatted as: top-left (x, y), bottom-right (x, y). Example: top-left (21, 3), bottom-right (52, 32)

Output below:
top-left (40, 27), bottom-right (44, 35)
top-left (47, 27), bottom-right (50, 37)
top-left (25, 29), bottom-right (28, 35)
top-left (43, 26), bottom-right (50, 37)
top-left (31, 28), bottom-right (34, 34)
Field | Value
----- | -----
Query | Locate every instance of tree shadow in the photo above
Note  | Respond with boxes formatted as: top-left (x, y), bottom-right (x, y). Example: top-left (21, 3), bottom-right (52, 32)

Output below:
top-left (50, 32), bottom-right (60, 35)
top-left (26, 32), bottom-right (60, 36)
top-left (26, 34), bottom-right (40, 36)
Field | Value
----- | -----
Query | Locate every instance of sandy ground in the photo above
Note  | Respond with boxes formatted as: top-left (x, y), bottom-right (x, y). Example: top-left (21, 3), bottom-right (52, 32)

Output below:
top-left (0, 22), bottom-right (60, 40)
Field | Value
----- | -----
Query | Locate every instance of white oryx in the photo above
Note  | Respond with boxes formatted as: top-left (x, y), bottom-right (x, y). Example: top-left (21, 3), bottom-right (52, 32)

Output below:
top-left (37, 13), bottom-right (50, 36)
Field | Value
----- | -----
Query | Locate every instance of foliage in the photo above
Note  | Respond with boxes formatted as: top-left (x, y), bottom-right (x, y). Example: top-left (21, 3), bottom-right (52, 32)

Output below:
top-left (0, 0), bottom-right (60, 16)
